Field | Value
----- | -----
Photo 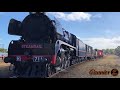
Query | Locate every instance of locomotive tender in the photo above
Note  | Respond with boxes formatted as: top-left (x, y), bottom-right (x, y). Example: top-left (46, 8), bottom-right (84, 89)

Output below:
top-left (4, 12), bottom-right (103, 78)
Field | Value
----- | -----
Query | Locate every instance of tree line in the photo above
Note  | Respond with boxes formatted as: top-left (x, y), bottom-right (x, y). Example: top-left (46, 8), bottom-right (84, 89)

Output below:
top-left (102, 49), bottom-right (115, 55)
top-left (115, 46), bottom-right (120, 56)
top-left (0, 48), bottom-right (8, 53)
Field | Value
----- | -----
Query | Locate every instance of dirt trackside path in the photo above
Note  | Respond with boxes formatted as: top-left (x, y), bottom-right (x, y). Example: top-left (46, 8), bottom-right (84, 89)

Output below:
top-left (0, 59), bottom-right (11, 78)
top-left (52, 55), bottom-right (120, 78)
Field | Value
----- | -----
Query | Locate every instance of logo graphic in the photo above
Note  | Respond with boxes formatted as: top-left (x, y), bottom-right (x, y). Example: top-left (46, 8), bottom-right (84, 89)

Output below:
top-left (111, 69), bottom-right (119, 76)
top-left (89, 69), bottom-right (110, 75)
top-left (89, 69), bottom-right (119, 76)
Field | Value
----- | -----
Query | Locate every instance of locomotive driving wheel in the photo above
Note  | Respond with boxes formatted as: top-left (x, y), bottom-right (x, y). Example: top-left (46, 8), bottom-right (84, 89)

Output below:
top-left (46, 63), bottom-right (52, 77)
top-left (55, 55), bottom-right (62, 71)
top-left (64, 56), bottom-right (68, 69)
top-left (61, 59), bottom-right (65, 69)
top-left (66, 54), bottom-right (71, 67)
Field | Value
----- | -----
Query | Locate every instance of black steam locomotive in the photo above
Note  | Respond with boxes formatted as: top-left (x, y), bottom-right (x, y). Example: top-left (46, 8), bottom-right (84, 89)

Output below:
top-left (4, 12), bottom-right (102, 78)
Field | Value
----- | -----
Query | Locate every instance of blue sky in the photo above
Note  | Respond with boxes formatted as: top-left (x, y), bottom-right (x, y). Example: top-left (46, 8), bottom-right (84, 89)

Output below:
top-left (0, 12), bottom-right (120, 49)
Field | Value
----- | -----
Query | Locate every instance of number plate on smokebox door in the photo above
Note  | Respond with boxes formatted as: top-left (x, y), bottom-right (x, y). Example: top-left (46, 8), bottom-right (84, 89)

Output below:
top-left (32, 56), bottom-right (47, 62)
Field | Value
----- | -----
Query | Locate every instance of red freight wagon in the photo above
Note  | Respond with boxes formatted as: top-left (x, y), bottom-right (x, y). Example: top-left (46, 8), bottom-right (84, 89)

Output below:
top-left (97, 50), bottom-right (103, 58)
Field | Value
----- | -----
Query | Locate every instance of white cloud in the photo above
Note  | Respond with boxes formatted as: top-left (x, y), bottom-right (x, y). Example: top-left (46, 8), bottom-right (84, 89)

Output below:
top-left (47, 12), bottom-right (92, 21)
top-left (93, 14), bottom-right (102, 18)
top-left (48, 12), bottom-right (65, 19)
top-left (81, 37), bottom-right (120, 49)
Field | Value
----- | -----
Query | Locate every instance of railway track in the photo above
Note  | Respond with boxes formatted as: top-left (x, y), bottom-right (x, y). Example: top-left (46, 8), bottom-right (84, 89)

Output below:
top-left (9, 59), bottom-right (93, 78)
top-left (9, 59), bottom-right (95, 78)
top-left (48, 59), bottom-right (96, 78)
top-left (9, 59), bottom-right (97, 78)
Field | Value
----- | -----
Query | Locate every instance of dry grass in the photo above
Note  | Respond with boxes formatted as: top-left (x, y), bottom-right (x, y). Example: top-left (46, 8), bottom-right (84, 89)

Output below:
top-left (52, 55), bottom-right (120, 78)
